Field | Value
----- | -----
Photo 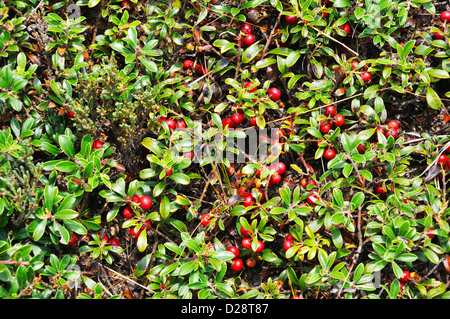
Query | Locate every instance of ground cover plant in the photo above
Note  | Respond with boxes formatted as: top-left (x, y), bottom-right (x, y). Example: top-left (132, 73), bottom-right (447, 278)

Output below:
top-left (0, 0), bottom-right (450, 300)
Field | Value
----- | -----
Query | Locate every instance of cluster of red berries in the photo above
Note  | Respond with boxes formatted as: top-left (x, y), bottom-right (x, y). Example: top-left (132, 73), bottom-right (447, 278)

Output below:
top-left (239, 23), bottom-right (256, 46)
top-left (226, 245), bottom-right (243, 271)
top-left (319, 105), bottom-right (345, 134)
top-left (282, 233), bottom-right (302, 252)
top-left (182, 59), bottom-right (206, 74)
top-left (123, 194), bottom-right (153, 239)
top-left (376, 119), bottom-right (400, 139)
top-left (158, 116), bottom-right (186, 131)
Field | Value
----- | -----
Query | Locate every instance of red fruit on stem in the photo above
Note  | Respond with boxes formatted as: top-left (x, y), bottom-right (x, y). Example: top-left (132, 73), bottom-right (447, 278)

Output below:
top-left (92, 140), bottom-right (104, 149)
top-left (249, 117), bottom-right (257, 126)
top-left (387, 120), bottom-right (399, 130)
top-left (183, 59), bottom-right (194, 69)
top-left (323, 148), bottom-right (336, 160)
top-left (140, 195), bottom-right (153, 210)
top-left (426, 227), bottom-right (435, 238)
top-left (241, 237), bottom-right (252, 249)
top-left (276, 162), bottom-right (286, 174)
top-left (376, 185), bottom-right (387, 195)
top-left (384, 128), bottom-right (398, 139)
top-left (438, 154), bottom-right (448, 165)
top-left (108, 238), bottom-right (120, 247)
top-left (243, 34), bottom-right (255, 46)
top-left (130, 194), bottom-right (141, 205)
top-left (255, 240), bottom-right (264, 252)
top-left (285, 15), bottom-right (298, 25)
top-left (165, 168), bottom-right (173, 176)
top-left (240, 226), bottom-right (252, 238)
top-left (339, 23), bottom-right (350, 36)
top-left (227, 246), bottom-right (240, 259)
top-left (68, 234), bottom-right (77, 246)
top-left (238, 186), bottom-right (250, 197)
top-left (166, 119), bottom-right (177, 130)
top-left (440, 11), bottom-right (450, 23)
top-left (357, 143), bottom-right (367, 154)
top-left (244, 81), bottom-right (257, 92)
top-left (434, 31), bottom-right (445, 40)
top-left (325, 105), bottom-right (337, 117)
top-left (351, 60), bottom-right (360, 70)
top-left (283, 240), bottom-right (294, 251)
top-left (307, 193), bottom-right (319, 206)
top-left (176, 120), bottom-right (187, 130)
top-left (200, 214), bottom-right (211, 226)
top-left (123, 207), bottom-right (133, 219)
top-left (222, 117), bottom-right (235, 129)
top-left (240, 23), bottom-right (253, 34)
top-left (243, 195), bottom-right (255, 207)
top-left (286, 233), bottom-right (294, 242)
top-left (268, 87), bottom-right (281, 101)
top-left (334, 114), bottom-right (345, 127)
top-left (361, 71), bottom-right (372, 82)
top-left (231, 258), bottom-right (244, 271)
top-left (231, 113), bottom-right (244, 125)
top-left (320, 122), bottom-right (331, 134)
top-left (400, 270), bottom-right (411, 283)
top-left (270, 173), bottom-right (282, 184)
top-left (129, 227), bottom-right (141, 239)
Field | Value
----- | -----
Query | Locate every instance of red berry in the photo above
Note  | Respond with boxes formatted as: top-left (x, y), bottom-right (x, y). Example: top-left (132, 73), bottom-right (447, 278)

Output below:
top-left (240, 23), bottom-right (253, 34)
top-left (307, 193), bottom-right (319, 206)
top-left (108, 238), bottom-right (120, 247)
top-left (244, 81), bottom-right (257, 92)
top-left (283, 240), bottom-right (294, 251)
top-left (243, 34), bottom-right (255, 46)
top-left (222, 117), bottom-right (235, 129)
top-left (434, 31), bottom-right (445, 40)
top-left (183, 59), bottom-right (194, 69)
top-left (276, 162), bottom-right (286, 174)
top-left (123, 207), bottom-right (133, 219)
top-left (231, 258), bottom-right (244, 271)
top-left (323, 148), bottom-right (336, 160)
top-left (200, 214), bottom-right (211, 226)
top-left (334, 114), bottom-right (345, 127)
top-left (227, 246), bottom-right (240, 259)
top-left (286, 233), bottom-right (294, 242)
top-left (440, 11), bottom-right (450, 23)
top-left (361, 71), bottom-right (372, 82)
top-left (243, 195), bottom-right (255, 207)
top-left (241, 237), bottom-right (252, 249)
top-left (129, 227), bottom-right (141, 239)
top-left (231, 113), bottom-right (244, 125)
top-left (255, 240), bottom-right (264, 252)
top-left (176, 120), bottom-right (187, 130)
top-left (384, 128), bottom-right (398, 138)
top-left (270, 173), bottom-right (282, 184)
top-left (249, 117), bottom-right (257, 126)
top-left (246, 258), bottom-right (256, 267)
top-left (121, 1), bottom-right (130, 7)
top-left (240, 225), bottom-right (252, 238)
top-left (68, 234), bottom-right (77, 246)
top-left (184, 151), bottom-right (194, 160)
top-left (351, 61), bottom-right (360, 70)
top-left (292, 295), bottom-right (301, 299)
top-left (400, 270), bottom-right (411, 283)
top-left (166, 118), bottom-right (177, 130)
top-left (92, 140), bottom-right (104, 149)
top-left (325, 105), bottom-right (337, 117)
top-left (268, 87), bottom-right (281, 101)
top-left (140, 195), bottom-right (153, 210)
top-left (438, 154), bottom-right (448, 165)
top-left (376, 185), bottom-right (387, 195)
top-left (357, 143), bottom-right (367, 154)
top-left (320, 122), bottom-right (331, 134)
top-left (387, 120), bottom-right (399, 130)
top-left (426, 227), bottom-right (435, 238)
top-left (183, 60), bottom-right (194, 70)
top-left (339, 23), bottom-right (350, 36)
top-left (285, 15), bottom-right (298, 25)
top-left (238, 186), bottom-right (250, 197)
top-left (130, 194), bottom-right (141, 205)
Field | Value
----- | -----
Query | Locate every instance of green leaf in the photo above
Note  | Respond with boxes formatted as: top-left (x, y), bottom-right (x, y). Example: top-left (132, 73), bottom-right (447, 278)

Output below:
top-left (160, 196), bottom-right (171, 219)
top-left (54, 209), bottom-right (78, 220)
top-left (242, 44), bottom-right (263, 64)
top-left (58, 135), bottom-right (75, 158)
top-left (426, 87), bottom-right (441, 110)
top-left (169, 173), bottom-right (190, 185)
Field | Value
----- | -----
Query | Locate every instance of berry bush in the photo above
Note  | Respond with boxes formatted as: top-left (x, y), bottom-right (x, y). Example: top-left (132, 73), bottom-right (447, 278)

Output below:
top-left (1, 0), bottom-right (450, 300)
